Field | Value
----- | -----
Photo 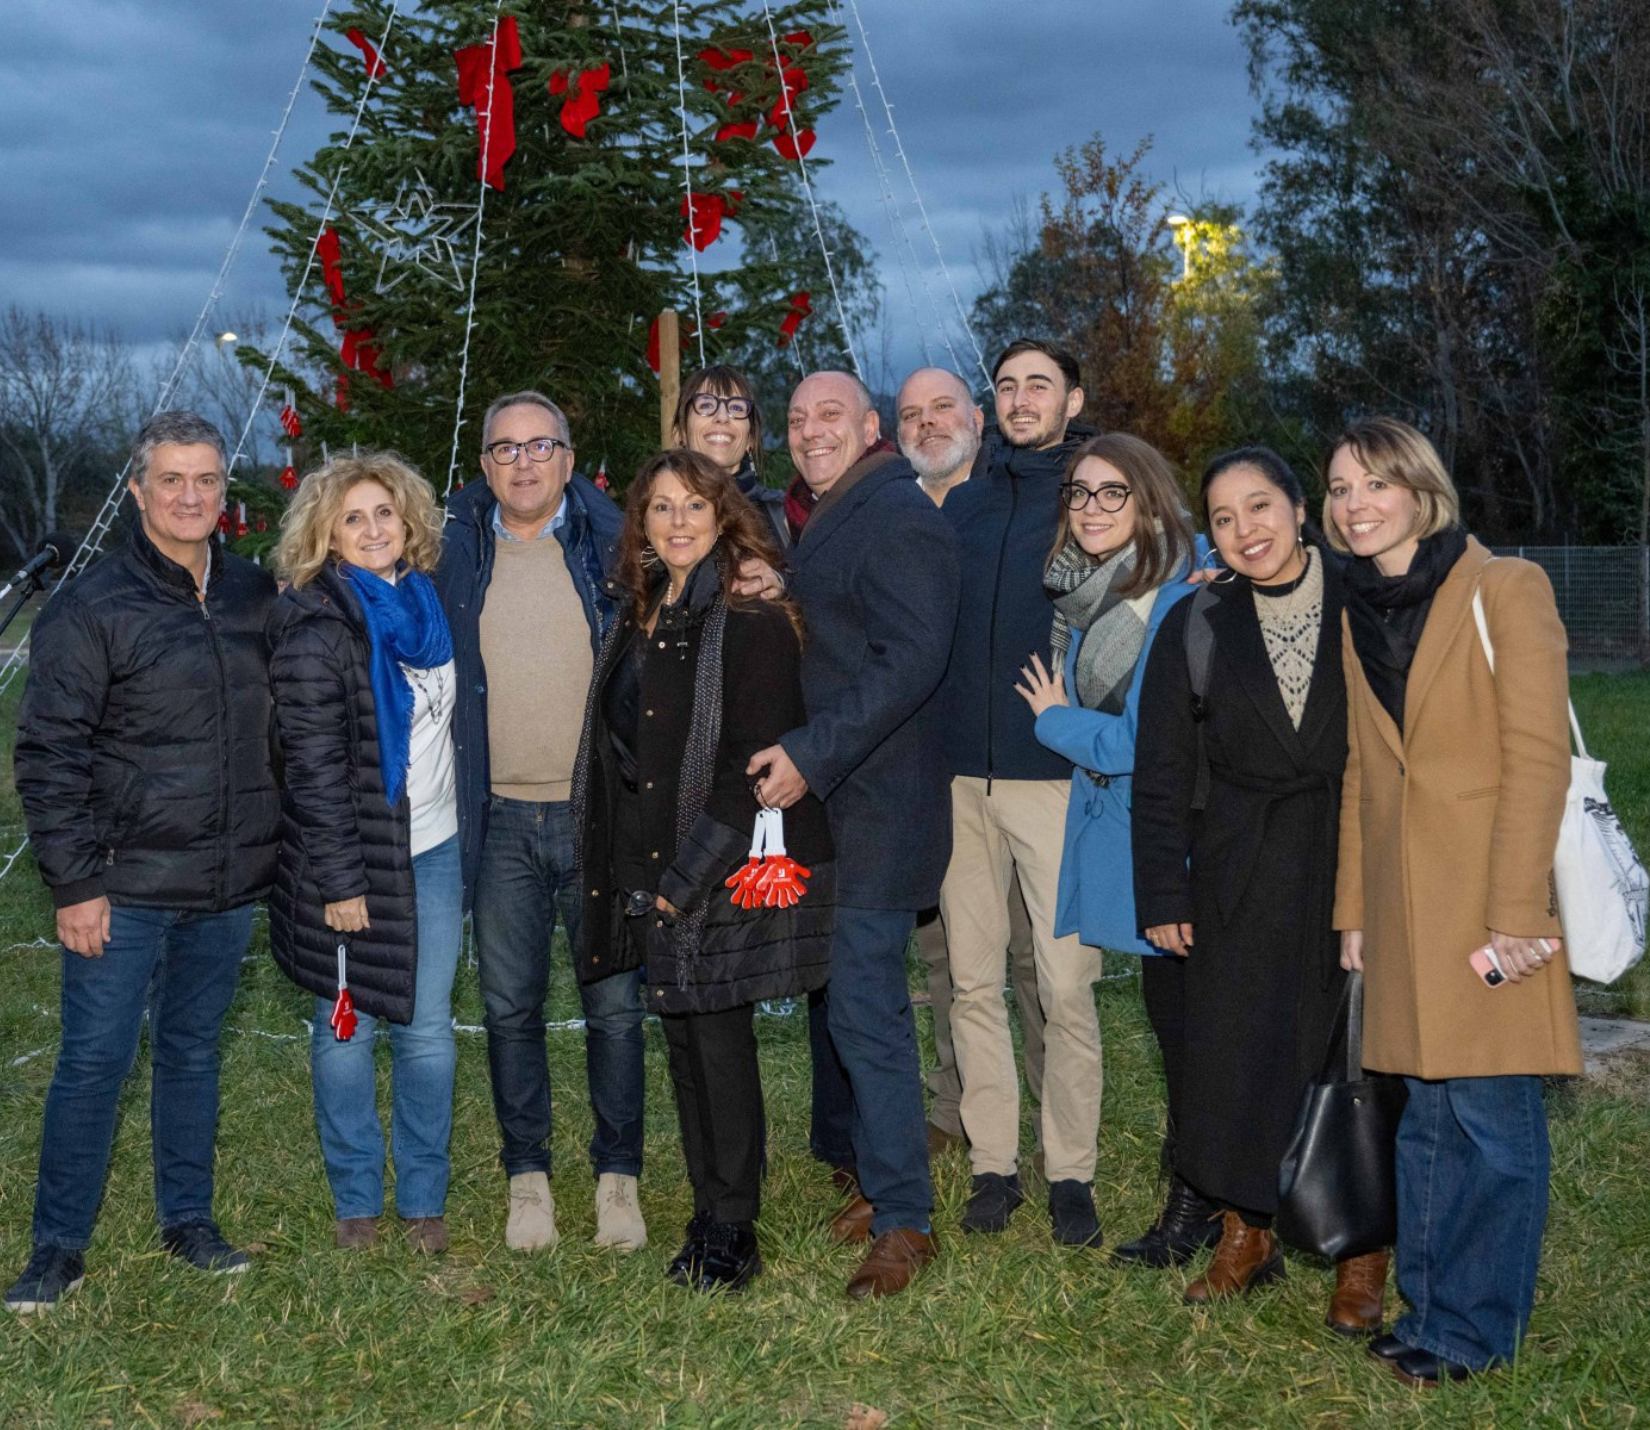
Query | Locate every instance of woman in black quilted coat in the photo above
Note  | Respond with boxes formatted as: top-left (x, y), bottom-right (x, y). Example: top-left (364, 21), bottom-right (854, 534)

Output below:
top-left (574, 448), bottom-right (835, 1293)
top-left (267, 452), bottom-right (461, 1254)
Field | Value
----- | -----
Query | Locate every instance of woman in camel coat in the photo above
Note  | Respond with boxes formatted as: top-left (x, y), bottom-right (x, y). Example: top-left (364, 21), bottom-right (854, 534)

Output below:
top-left (1329, 417), bottom-right (1581, 1388)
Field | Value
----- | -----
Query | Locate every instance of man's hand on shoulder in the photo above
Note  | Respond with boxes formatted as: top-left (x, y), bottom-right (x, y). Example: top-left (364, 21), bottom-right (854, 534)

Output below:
top-left (58, 896), bottom-right (111, 958)
top-left (734, 558), bottom-right (785, 601)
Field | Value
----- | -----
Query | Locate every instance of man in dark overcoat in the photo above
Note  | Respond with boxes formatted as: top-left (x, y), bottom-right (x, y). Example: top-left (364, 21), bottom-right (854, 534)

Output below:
top-left (747, 370), bottom-right (961, 1299)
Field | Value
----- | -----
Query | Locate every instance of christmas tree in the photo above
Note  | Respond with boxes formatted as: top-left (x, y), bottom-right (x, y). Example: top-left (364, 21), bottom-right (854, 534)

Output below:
top-left (248, 0), bottom-right (869, 503)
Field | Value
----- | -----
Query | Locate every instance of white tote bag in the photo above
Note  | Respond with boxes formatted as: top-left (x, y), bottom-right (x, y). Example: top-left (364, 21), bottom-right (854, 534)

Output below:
top-left (1473, 589), bottom-right (1649, 984)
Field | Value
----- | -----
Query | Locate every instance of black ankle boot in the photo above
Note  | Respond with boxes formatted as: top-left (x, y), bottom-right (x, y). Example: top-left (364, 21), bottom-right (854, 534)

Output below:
top-left (1111, 1177), bottom-right (1221, 1268)
top-left (667, 1210), bottom-right (711, 1287)
top-left (693, 1220), bottom-right (761, 1292)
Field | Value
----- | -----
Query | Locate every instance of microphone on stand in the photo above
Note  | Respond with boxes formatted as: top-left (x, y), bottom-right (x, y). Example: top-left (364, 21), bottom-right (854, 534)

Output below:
top-left (0, 531), bottom-right (78, 602)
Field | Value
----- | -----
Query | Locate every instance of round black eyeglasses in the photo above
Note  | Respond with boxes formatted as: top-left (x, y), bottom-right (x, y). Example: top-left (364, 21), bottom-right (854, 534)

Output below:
top-left (1059, 482), bottom-right (1132, 512)
top-left (689, 393), bottom-right (753, 421)
top-left (485, 437), bottom-right (569, 466)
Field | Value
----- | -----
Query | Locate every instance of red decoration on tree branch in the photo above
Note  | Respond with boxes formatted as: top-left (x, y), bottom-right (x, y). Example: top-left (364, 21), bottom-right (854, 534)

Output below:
top-left (316, 226), bottom-right (346, 309)
top-left (681, 190), bottom-right (742, 251)
top-left (345, 27), bottom-right (387, 79)
top-left (647, 310), bottom-right (726, 374)
top-left (549, 63), bottom-right (610, 139)
top-left (279, 404), bottom-right (302, 438)
top-left (280, 466), bottom-right (299, 490)
top-left (454, 15), bottom-right (523, 192)
top-left (779, 291), bottom-right (812, 346)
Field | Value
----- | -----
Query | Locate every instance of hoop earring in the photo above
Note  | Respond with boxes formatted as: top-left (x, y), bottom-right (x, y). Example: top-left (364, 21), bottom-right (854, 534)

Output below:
top-left (640, 543), bottom-right (662, 569)
top-left (1199, 547), bottom-right (1238, 584)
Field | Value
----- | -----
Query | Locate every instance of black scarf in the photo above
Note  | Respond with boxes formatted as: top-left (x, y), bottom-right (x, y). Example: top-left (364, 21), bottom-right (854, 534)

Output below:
top-left (1343, 525), bottom-right (1468, 732)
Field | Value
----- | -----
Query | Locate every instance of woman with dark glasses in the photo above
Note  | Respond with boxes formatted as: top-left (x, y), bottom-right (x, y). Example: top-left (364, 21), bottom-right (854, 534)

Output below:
top-left (673, 366), bottom-right (789, 552)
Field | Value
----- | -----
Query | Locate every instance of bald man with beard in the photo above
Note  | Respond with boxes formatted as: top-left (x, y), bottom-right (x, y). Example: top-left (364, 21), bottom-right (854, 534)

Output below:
top-left (747, 370), bottom-right (960, 1299)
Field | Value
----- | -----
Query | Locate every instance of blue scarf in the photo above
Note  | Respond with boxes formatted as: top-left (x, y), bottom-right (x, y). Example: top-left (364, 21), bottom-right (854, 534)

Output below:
top-left (342, 564), bottom-right (454, 807)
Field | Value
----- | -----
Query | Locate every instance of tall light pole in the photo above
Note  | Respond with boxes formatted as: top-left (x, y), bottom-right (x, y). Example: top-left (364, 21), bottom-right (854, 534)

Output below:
top-left (1167, 215), bottom-right (1192, 283)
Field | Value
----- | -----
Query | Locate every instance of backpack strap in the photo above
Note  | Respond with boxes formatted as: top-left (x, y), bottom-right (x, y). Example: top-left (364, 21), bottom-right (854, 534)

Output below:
top-left (1185, 586), bottom-right (1218, 812)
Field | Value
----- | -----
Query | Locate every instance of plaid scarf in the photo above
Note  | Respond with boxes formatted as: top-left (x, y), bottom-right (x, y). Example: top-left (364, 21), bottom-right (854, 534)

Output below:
top-left (1045, 538), bottom-right (1159, 716)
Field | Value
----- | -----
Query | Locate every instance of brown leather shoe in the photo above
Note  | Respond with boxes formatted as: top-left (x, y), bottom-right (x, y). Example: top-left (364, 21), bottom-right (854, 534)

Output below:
top-left (926, 1122), bottom-right (965, 1156)
top-left (1183, 1211), bottom-right (1285, 1304)
top-left (335, 1217), bottom-right (379, 1249)
top-left (828, 1194), bottom-right (875, 1245)
top-left (1326, 1250), bottom-right (1388, 1337)
top-left (846, 1228), bottom-right (936, 1300)
top-left (405, 1216), bottom-right (448, 1255)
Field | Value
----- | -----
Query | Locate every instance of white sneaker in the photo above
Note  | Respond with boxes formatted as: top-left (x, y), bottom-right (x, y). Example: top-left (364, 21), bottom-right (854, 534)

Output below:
top-left (506, 1172), bottom-right (558, 1251)
top-left (593, 1172), bottom-right (648, 1251)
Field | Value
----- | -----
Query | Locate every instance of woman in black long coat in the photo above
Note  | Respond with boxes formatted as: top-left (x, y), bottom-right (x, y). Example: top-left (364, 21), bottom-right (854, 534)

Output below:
top-left (1132, 447), bottom-right (1385, 1335)
top-left (573, 448), bottom-right (834, 1293)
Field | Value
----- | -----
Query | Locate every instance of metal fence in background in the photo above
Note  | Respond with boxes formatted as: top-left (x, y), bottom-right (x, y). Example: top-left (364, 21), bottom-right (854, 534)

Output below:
top-left (1491, 546), bottom-right (1650, 662)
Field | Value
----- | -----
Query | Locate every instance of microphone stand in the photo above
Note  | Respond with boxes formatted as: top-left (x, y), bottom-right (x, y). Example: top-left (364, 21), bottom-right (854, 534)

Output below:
top-left (0, 567), bottom-right (52, 644)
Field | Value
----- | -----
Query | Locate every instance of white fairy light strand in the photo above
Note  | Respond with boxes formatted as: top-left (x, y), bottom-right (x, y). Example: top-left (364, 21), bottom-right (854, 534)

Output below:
top-left (0, 0), bottom-right (339, 713)
top-left (234, 0), bottom-right (402, 475)
top-left (444, 0), bottom-right (507, 494)
top-left (845, 0), bottom-right (988, 385)
top-left (760, 1), bottom-right (862, 380)
top-left (670, 0), bottom-right (708, 369)
top-left (827, 0), bottom-right (945, 370)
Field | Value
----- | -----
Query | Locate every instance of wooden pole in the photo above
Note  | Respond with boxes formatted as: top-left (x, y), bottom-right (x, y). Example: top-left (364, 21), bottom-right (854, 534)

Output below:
top-left (658, 308), bottom-right (681, 449)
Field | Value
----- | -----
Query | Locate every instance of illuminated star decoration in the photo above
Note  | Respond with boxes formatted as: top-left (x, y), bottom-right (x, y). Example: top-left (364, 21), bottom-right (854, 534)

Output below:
top-left (346, 174), bottom-right (481, 294)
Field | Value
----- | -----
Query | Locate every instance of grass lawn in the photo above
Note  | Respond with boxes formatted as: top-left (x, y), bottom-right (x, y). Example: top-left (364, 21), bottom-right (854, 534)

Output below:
top-left (0, 675), bottom-right (1647, 1428)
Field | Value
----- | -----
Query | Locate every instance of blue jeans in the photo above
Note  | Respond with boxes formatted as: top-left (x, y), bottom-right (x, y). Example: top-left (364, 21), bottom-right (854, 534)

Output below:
top-left (309, 837), bottom-right (463, 1220)
top-left (808, 989), bottom-right (856, 1171)
top-left (1394, 1075), bottom-right (1551, 1370)
top-left (824, 906), bottom-right (932, 1236)
top-left (472, 796), bottom-right (644, 1178)
top-left (32, 903), bottom-right (255, 1250)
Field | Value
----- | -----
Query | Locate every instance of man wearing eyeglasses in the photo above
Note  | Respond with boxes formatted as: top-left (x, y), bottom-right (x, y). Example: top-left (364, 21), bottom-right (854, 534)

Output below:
top-left (935, 339), bottom-right (1110, 1252)
top-left (436, 390), bottom-right (646, 1258)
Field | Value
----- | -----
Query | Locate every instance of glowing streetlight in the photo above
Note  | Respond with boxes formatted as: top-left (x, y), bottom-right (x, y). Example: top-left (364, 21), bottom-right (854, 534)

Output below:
top-left (1167, 215), bottom-right (1192, 282)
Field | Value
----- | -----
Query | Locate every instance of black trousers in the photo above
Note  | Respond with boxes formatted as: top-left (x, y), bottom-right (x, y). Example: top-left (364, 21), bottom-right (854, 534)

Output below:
top-left (661, 1004), bottom-right (764, 1224)
top-left (1141, 953), bottom-right (1186, 1177)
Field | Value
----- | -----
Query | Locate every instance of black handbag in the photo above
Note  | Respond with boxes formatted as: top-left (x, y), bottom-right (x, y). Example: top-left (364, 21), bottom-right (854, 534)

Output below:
top-left (1275, 972), bottom-right (1408, 1259)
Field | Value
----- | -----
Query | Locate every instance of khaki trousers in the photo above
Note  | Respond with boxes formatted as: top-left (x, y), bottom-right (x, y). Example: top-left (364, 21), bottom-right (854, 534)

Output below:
top-left (914, 880), bottom-right (1043, 1141)
top-left (941, 776), bottom-right (1102, 1182)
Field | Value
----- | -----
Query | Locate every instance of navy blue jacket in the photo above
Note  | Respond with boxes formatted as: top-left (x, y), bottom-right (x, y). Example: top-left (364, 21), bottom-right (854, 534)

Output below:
top-left (939, 421), bottom-right (1095, 782)
top-left (779, 452), bottom-right (961, 910)
top-left (434, 473), bottom-right (623, 908)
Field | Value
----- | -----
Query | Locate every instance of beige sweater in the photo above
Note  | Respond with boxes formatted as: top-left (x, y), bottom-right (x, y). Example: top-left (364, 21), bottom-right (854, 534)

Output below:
top-left (480, 538), bottom-right (592, 802)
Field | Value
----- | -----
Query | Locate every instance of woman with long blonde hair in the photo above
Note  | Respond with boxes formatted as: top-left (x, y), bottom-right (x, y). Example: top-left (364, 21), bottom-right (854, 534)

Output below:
top-left (267, 451), bottom-right (461, 1254)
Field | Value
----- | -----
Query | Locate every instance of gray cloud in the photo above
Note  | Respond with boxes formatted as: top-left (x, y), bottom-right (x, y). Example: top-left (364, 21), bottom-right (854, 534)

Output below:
top-left (0, 0), bottom-right (1263, 375)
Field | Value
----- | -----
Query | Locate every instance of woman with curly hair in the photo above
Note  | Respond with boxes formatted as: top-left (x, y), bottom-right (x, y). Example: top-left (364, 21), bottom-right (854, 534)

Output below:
top-left (574, 448), bottom-right (834, 1292)
top-left (267, 451), bottom-right (460, 1254)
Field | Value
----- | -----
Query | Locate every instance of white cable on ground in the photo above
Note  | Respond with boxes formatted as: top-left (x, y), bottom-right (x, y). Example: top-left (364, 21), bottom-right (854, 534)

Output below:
top-left (828, 0), bottom-right (943, 371)
top-left (443, 0), bottom-right (505, 494)
top-left (760, 2), bottom-right (862, 381)
top-left (238, 1), bottom-right (402, 476)
top-left (845, 0), bottom-right (989, 385)
top-left (670, 0), bottom-right (708, 370)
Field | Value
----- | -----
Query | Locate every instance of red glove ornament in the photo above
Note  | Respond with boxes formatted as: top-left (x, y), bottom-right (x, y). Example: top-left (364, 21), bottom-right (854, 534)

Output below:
top-left (727, 808), bottom-right (810, 910)
top-left (280, 465), bottom-right (299, 490)
top-left (279, 404), bottom-right (302, 438)
top-left (330, 940), bottom-right (358, 1041)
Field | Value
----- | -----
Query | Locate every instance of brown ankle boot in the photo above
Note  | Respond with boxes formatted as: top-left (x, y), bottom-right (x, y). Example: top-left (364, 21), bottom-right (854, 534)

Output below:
top-left (1326, 1250), bottom-right (1388, 1337)
top-left (1183, 1210), bottom-right (1285, 1304)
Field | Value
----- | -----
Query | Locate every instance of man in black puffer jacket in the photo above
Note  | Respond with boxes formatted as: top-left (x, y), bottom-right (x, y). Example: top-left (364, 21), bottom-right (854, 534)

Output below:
top-left (937, 339), bottom-right (1109, 1250)
top-left (7, 412), bottom-right (278, 1315)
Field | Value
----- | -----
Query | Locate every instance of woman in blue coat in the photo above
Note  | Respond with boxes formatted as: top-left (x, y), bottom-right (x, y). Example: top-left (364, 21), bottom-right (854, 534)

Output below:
top-left (1014, 433), bottom-right (1211, 1263)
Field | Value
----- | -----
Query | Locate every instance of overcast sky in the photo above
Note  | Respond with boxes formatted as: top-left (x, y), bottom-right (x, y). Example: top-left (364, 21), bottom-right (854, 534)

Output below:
top-left (0, 0), bottom-right (1263, 388)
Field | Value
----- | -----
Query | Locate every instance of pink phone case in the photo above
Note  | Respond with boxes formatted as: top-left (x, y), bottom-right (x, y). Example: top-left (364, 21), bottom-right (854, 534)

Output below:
top-left (1469, 945), bottom-right (1506, 988)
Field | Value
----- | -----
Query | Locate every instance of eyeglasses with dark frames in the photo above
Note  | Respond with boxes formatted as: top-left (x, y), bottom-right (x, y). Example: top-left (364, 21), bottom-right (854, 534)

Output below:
top-left (484, 437), bottom-right (569, 466)
top-left (1059, 481), bottom-right (1133, 512)
top-left (688, 392), bottom-right (754, 421)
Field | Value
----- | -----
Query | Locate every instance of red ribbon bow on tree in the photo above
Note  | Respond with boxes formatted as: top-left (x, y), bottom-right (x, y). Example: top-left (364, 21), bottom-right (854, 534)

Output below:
top-left (778, 291), bottom-right (812, 346)
top-left (454, 15), bottom-right (523, 191)
top-left (345, 27), bottom-right (387, 79)
top-left (549, 63), bottom-right (610, 139)
top-left (314, 227), bottom-right (394, 409)
top-left (681, 190), bottom-right (741, 252)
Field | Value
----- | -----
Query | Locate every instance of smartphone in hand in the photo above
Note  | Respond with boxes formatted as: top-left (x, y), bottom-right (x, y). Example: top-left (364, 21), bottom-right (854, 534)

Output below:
top-left (1469, 945), bottom-right (1506, 988)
